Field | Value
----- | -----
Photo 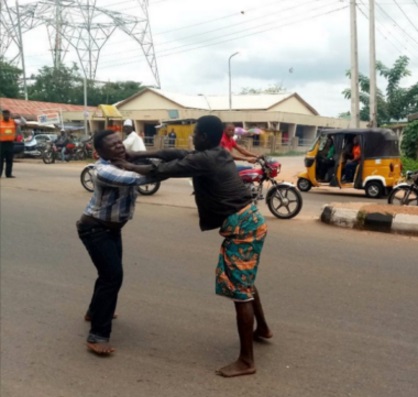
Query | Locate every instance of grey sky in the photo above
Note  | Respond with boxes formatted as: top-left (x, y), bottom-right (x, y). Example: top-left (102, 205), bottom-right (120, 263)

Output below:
top-left (4, 0), bottom-right (418, 117)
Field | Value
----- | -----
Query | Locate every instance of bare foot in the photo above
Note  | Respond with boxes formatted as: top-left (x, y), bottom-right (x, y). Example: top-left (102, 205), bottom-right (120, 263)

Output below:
top-left (253, 327), bottom-right (273, 340)
top-left (86, 341), bottom-right (115, 356)
top-left (215, 359), bottom-right (256, 377)
top-left (84, 313), bottom-right (118, 322)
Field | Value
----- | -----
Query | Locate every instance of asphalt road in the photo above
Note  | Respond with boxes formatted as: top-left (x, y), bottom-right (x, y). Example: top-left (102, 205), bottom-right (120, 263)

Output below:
top-left (1, 160), bottom-right (417, 397)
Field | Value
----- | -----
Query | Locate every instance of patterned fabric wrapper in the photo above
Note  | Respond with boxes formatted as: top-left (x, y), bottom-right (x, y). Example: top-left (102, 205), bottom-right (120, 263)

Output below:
top-left (216, 204), bottom-right (267, 301)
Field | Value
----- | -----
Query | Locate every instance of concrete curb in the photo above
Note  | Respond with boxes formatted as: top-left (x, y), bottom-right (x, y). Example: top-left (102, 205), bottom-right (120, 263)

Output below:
top-left (320, 204), bottom-right (418, 236)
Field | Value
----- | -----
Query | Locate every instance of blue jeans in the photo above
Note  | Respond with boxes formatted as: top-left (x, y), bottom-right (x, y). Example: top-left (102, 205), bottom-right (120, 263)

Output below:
top-left (77, 221), bottom-right (124, 339)
top-left (236, 165), bottom-right (252, 172)
top-left (343, 161), bottom-right (359, 181)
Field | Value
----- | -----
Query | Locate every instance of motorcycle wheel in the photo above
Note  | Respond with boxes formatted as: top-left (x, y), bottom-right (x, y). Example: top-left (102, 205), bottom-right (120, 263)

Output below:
top-left (42, 151), bottom-right (55, 164)
top-left (387, 186), bottom-right (418, 206)
top-left (76, 150), bottom-right (86, 161)
top-left (266, 185), bottom-right (303, 219)
top-left (80, 165), bottom-right (95, 192)
top-left (137, 181), bottom-right (161, 195)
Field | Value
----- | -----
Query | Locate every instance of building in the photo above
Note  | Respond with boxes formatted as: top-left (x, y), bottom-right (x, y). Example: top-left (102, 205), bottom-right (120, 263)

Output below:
top-left (110, 88), bottom-right (367, 150)
top-left (0, 97), bottom-right (96, 135)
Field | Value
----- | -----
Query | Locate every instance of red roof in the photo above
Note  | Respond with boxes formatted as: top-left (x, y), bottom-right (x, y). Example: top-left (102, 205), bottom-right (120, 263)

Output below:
top-left (0, 98), bottom-right (97, 120)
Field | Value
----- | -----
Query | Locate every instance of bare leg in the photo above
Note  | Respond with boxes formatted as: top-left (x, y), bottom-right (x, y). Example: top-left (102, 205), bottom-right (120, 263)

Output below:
top-left (253, 286), bottom-right (273, 340)
top-left (216, 301), bottom-right (256, 377)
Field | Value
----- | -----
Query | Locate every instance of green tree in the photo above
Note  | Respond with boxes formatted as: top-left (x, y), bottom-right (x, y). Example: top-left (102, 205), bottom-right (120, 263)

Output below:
top-left (401, 120), bottom-right (418, 159)
top-left (239, 83), bottom-right (285, 95)
top-left (81, 80), bottom-right (143, 106)
top-left (342, 56), bottom-right (417, 125)
top-left (0, 58), bottom-right (23, 98)
top-left (28, 63), bottom-right (83, 103)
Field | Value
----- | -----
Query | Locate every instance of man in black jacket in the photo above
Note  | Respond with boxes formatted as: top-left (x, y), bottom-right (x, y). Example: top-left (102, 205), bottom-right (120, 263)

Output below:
top-left (113, 115), bottom-right (272, 377)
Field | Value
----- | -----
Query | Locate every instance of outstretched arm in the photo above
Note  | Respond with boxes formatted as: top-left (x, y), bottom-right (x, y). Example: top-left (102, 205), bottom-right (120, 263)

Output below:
top-left (126, 148), bottom-right (190, 162)
top-left (233, 144), bottom-right (258, 163)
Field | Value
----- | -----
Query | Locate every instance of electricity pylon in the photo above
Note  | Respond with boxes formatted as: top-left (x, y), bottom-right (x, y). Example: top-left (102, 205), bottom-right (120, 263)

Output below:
top-left (0, 0), bottom-right (160, 86)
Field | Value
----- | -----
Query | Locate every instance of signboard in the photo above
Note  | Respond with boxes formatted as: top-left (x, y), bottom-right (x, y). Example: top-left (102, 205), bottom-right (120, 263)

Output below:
top-left (37, 112), bottom-right (61, 125)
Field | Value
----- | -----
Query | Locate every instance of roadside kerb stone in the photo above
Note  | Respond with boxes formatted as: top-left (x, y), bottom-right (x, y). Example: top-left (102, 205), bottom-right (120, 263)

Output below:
top-left (392, 214), bottom-right (418, 235)
top-left (320, 202), bottom-right (418, 235)
top-left (321, 204), bottom-right (360, 229)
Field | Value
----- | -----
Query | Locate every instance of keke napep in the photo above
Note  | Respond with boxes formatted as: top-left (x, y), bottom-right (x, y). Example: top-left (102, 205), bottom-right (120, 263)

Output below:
top-left (297, 128), bottom-right (402, 198)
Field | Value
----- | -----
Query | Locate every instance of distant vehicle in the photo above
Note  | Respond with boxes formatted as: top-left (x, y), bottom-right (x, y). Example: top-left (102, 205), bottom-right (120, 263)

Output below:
top-left (297, 128), bottom-right (402, 198)
top-left (24, 133), bottom-right (58, 157)
top-left (13, 140), bottom-right (25, 157)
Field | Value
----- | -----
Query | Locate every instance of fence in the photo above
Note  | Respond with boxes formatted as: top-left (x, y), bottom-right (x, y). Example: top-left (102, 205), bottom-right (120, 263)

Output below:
top-left (145, 134), bottom-right (313, 155)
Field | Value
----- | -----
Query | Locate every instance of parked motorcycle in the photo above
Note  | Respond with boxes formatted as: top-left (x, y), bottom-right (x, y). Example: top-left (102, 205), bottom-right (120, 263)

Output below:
top-left (42, 141), bottom-right (77, 164)
top-left (80, 163), bottom-right (161, 195)
top-left (387, 170), bottom-right (418, 206)
top-left (239, 156), bottom-right (303, 219)
top-left (74, 136), bottom-right (94, 160)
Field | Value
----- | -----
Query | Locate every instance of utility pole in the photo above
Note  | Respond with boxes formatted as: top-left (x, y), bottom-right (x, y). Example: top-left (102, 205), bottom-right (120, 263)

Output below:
top-left (350, 0), bottom-right (360, 128)
top-left (369, 0), bottom-right (377, 127)
top-left (228, 51), bottom-right (239, 111)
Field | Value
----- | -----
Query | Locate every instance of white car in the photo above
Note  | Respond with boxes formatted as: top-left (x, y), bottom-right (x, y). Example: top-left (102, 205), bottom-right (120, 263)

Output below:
top-left (24, 134), bottom-right (58, 157)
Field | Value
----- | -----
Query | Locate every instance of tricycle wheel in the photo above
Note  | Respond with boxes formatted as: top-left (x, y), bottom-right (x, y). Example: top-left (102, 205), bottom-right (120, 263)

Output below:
top-left (297, 178), bottom-right (311, 192)
top-left (365, 181), bottom-right (384, 198)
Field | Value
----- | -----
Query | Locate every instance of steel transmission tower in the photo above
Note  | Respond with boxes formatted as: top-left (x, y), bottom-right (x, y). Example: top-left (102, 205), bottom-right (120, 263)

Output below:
top-left (0, 0), bottom-right (160, 86)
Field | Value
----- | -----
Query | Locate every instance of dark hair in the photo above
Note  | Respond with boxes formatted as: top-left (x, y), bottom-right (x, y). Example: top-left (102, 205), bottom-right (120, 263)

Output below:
top-left (196, 115), bottom-right (223, 147)
top-left (2, 109), bottom-right (10, 115)
top-left (222, 122), bottom-right (234, 130)
top-left (94, 130), bottom-right (116, 150)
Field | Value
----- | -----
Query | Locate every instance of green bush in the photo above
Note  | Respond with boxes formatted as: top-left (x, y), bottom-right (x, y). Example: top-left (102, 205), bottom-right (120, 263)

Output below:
top-left (401, 121), bottom-right (418, 159)
top-left (401, 156), bottom-right (418, 175)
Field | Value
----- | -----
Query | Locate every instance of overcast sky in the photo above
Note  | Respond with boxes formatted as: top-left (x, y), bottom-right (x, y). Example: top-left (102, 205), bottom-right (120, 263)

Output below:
top-left (5, 0), bottom-right (418, 117)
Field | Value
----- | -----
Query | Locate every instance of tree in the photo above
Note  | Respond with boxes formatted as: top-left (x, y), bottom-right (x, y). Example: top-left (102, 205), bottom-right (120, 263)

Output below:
top-left (28, 63), bottom-right (83, 104)
top-left (84, 81), bottom-right (144, 106)
top-left (401, 120), bottom-right (418, 159)
top-left (239, 83), bottom-right (285, 95)
top-left (342, 56), bottom-right (418, 125)
top-left (0, 58), bottom-right (23, 98)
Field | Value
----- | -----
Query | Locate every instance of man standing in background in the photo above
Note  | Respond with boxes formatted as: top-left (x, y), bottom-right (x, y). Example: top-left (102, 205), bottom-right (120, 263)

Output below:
top-left (0, 109), bottom-right (17, 178)
top-left (122, 119), bottom-right (146, 152)
top-left (168, 128), bottom-right (177, 147)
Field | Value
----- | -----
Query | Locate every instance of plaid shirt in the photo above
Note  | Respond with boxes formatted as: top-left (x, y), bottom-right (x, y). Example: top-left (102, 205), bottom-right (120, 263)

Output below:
top-left (83, 158), bottom-right (148, 223)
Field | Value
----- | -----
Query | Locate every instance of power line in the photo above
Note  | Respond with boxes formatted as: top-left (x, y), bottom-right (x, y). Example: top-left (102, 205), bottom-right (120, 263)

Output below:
top-left (392, 0), bottom-right (418, 34)
top-left (357, 1), bottom-right (415, 60)
top-left (156, 0), bottom-right (330, 48)
top-left (99, 5), bottom-right (348, 69)
top-left (99, 0), bottom-right (333, 60)
top-left (375, 1), bottom-right (418, 46)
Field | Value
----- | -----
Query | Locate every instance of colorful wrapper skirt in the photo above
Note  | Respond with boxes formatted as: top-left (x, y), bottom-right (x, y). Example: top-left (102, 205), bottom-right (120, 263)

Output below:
top-left (216, 204), bottom-right (267, 301)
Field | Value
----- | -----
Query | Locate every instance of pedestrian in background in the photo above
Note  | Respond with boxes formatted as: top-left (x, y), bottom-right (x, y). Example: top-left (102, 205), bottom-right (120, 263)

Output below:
top-left (0, 109), bottom-right (17, 178)
top-left (168, 128), bottom-right (177, 147)
top-left (122, 119), bottom-right (146, 152)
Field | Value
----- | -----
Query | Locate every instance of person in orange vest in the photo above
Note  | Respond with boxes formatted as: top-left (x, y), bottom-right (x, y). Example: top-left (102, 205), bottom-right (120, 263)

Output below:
top-left (0, 109), bottom-right (17, 178)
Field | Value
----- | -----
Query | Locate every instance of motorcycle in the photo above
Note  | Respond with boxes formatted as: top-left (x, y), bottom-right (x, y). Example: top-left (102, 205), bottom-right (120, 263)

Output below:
top-left (42, 141), bottom-right (77, 164)
top-left (80, 162), bottom-right (161, 196)
top-left (74, 136), bottom-right (94, 160)
top-left (387, 170), bottom-right (418, 206)
top-left (239, 156), bottom-right (303, 219)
